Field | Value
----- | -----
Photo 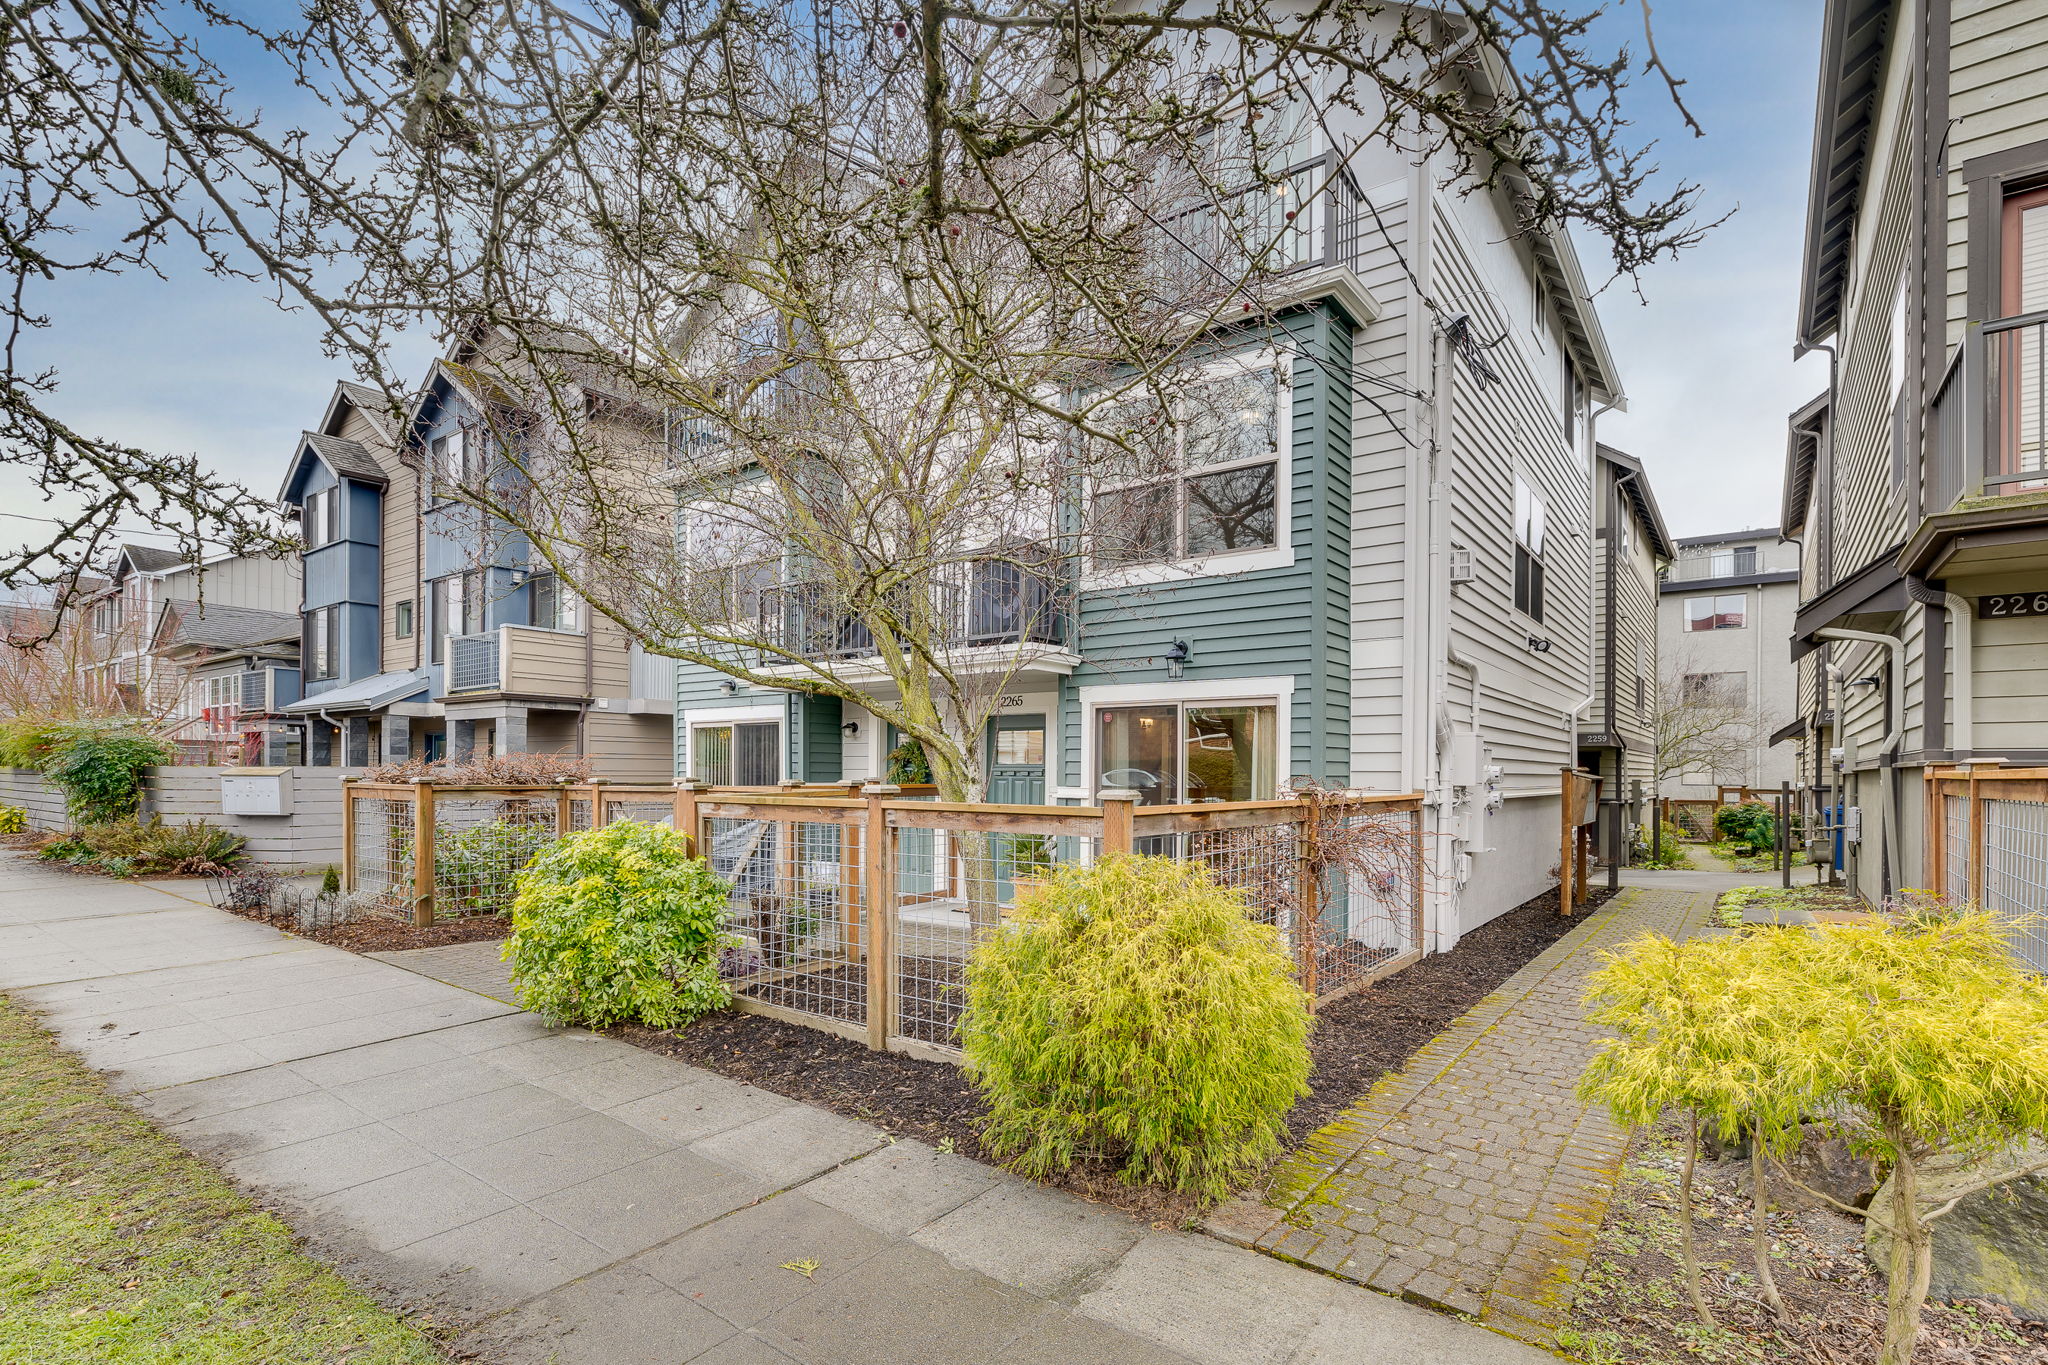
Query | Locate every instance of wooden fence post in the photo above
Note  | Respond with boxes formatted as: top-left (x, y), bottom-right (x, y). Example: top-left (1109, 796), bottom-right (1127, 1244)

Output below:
top-left (340, 777), bottom-right (358, 894)
top-left (861, 783), bottom-right (900, 1052)
top-left (1098, 788), bottom-right (1139, 856)
top-left (1558, 768), bottom-right (1576, 916)
top-left (1968, 764), bottom-right (1993, 906)
top-left (1296, 800), bottom-right (1321, 1005)
top-left (589, 778), bottom-right (612, 828)
top-left (556, 781), bottom-right (573, 837)
top-left (411, 780), bottom-right (435, 929)
top-left (672, 781), bottom-right (704, 856)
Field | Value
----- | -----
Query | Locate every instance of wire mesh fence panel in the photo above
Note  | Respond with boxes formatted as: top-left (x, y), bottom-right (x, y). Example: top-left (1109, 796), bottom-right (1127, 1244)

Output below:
top-left (430, 794), bottom-right (559, 918)
top-left (891, 822), bottom-right (1100, 1052)
top-left (1171, 821), bottom-right (1301, 933)
top-left (706, 814), bottom-right (867, 1030)
top-left (1667, 801), bottom-right (1716, 840)
top-left (349, 796), bottom-right (415, 916)
top-left (568, 797), bottom-right (595, 832)
top-left (1304, 806), bottom-right (1422, 995)
top-left (1944, 794), bottom-right (1971, 908)
top-left (603, 799), bottom-right (676, 827)
top-left (1983, 798), bottom-right (2048, 973)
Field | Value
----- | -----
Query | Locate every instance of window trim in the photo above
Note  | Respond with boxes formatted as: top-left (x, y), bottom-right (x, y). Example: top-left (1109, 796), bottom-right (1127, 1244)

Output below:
top-left (1082, 354), bottom-right (1293, 590)
top-left (1683, 593), bottom-right (1748, 632)
top-left (682, 705), bottom-right (785, 786)
top-left (1512, 472), bottom-right (1548, 624)
top-left (304, 605), bottom-right (341, 682)
top-left (392, 598), bottom-right (414, 639)
top-left (1077, 675), bottom-right (1294, 800)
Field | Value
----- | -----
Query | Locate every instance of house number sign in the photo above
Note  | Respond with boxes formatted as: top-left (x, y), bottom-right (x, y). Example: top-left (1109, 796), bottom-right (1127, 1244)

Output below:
top-left (1977, 592), bottom-right (2048, 618)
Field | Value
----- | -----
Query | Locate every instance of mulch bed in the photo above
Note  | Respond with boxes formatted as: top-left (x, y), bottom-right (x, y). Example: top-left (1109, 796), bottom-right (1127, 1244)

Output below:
top-left (213, 899), bottom-right (511, 954)
top-left (615, 882), bottom-right (1619, 1221)
top-left (1560, 1114), bottom-right (2048, 1365)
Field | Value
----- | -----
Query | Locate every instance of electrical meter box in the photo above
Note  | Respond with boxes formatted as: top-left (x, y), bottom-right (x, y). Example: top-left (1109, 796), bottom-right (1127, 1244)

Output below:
top-left (220, 767), bottom-right (292, 816)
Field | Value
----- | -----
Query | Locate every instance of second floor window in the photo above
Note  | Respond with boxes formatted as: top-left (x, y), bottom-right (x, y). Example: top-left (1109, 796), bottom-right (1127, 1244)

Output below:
top-left (529, 573), bottom-right (579, 632)
top-left (1092, 367), bottom-right (1281, 570)
top-left (196, 674), bottom-right (238, 711)
top-left (430, 429), bottom-right (485, 499)
top-left (305, 606), bottom-right (340, 681)
top-left (90, 599), bottom-right (122, 636)
top-left (303, 485), bottom-right (340, 548)
top-left (1513, 474), bottom-right (1547, 621)
top-left (430, 571), bottom-right (486, 663)
top-left (686, 506), bottom-right (779, 624)
top-left (1686, 593), bottom-right (1746, 631)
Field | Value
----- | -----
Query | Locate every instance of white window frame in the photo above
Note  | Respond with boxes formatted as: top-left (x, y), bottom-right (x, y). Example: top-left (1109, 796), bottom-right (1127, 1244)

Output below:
top-left (1684, 593), bottom-right (1747, 632)
top-left (527, 572), bottom-right (582, 634)
top-left (303, 484), bottom-right (340, 549)
top-left (1076, 675), bottom-right (1294, 800)
top-left (1513, 472), bottom-right (1548, 623)
top-left (682, 705), bottom-right (785, 785)
top-left (1082, 353), bottom-right (1294, 590)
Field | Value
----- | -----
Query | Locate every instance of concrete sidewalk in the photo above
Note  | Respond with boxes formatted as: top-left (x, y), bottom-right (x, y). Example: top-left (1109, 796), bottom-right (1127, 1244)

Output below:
top-left (1, 852), bottom-right (1549, 1365)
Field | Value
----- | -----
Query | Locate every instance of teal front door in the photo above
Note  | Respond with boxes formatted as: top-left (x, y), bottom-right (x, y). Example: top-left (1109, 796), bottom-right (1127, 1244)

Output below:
top-left (988, 714), bottom-right (1048, 901)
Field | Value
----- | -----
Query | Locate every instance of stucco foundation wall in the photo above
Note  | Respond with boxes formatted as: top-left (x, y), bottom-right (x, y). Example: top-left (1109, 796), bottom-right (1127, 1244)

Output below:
top-left (1449, 794), bottom-right (1562, 945)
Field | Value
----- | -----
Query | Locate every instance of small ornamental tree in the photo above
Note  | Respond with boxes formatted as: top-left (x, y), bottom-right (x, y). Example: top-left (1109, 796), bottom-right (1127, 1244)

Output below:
top-left (1582, 915), bottom-right (2048, 1365)
top-left (503, 820), bottom-right (732, 1029)
top-left (959, 854), bottom-right (1311, 1200)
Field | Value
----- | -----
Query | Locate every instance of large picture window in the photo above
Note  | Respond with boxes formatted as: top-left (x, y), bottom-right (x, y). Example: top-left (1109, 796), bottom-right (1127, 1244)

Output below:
top-left (305, 606), bottom-right (340, 681)
top-left (1685, 593), bottom-right (1746, 631)
top-left (691, 719), bottom-right (780, 786)
top-left (1092, 367), bottom-right (1281, 569)
top-left (1095, 702), bottom-right (1276, 804)
top-left (1513, 474), bottom-right (1547, 621)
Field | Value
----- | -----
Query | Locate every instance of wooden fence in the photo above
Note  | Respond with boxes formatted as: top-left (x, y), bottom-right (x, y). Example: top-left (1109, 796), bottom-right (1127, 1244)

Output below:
top-left (341, 778), bottom-right (1425, 1059)
top-left (1558, 768), bottom-right (1598, 912)
top-left (1925, 764), bottom-right (2048, 972)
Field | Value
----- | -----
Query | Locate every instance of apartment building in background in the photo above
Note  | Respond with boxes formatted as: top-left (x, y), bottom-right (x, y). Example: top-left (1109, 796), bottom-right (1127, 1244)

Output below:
top-left (276, 368), bottom-right (674, 776)
top-left (1782, 0), bottom-right (2048, 907)
top-left (1655, 528), bottom-right (1802, 800)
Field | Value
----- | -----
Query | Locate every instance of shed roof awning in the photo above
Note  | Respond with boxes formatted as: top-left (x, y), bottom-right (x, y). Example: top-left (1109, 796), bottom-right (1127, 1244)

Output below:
top-left (1770, 717), bottom-right (1810, 747)
top-left (282, 669), bottom-right (430, 714)
top-left (1790, 548), bottom-right (1907, 661)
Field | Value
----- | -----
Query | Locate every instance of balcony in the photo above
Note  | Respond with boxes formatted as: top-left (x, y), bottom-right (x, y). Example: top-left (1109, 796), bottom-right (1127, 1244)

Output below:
top-left (756, 560), bottom-right (1071, 667)
top-left (443, 625), bottom-right (590, 699)
top-left (1156, 149), bottom-right (1363, 285)
top-left (1909, 314), bottom-right (2048, 577)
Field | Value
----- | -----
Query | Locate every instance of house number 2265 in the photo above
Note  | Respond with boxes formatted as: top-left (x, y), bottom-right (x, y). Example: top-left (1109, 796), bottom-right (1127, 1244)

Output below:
top-left (1977, 592), bottom-right (2048, 618)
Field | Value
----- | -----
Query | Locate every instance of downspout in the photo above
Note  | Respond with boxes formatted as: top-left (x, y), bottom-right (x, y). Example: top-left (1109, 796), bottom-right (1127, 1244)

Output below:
top-left (1814, 626), bottom-right (1904, 898)
top-left (1940, 591), bottom-right (1974, 754)
top-left (1564, 401), bottom-right (1622, 744)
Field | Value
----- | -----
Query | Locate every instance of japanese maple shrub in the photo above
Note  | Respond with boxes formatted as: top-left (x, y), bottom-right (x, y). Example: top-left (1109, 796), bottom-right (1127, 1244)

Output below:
top-left (503, 819), bottom-right (733, 1028)
top-left (959, 853), bottom-right (1311, 1200)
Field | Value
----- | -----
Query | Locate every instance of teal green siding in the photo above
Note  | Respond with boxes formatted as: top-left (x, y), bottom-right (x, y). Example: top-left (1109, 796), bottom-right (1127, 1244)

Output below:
top-left (1061, 303), bottom-right (1355, 789)
top-left (790, 693), bottom-right (843, 781)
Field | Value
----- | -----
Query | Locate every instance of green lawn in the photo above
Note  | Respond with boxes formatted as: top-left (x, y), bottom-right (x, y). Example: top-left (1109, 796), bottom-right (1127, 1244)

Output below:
top-left (0, 995), bottom-right (451, 1364)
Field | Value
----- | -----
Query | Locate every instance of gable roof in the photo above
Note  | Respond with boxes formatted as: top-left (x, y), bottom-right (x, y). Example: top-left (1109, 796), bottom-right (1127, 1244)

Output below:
top-left (117, 544), bottom-right (185, 576)
top-left (1796, 0), bottom-right (1895, 349)
top-left (278, 429), bottom-right (390, 502)
top-left (321, 380), bottom-right (402, 443)
top-left (1594, 444), bottom-right (1674, 559)
top-left (151, 600), bottom-right (301, 656)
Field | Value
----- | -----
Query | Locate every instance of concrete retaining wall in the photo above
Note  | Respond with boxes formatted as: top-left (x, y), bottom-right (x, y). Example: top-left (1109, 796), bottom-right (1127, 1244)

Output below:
top-left (3, 765), bottom-right (361, 869)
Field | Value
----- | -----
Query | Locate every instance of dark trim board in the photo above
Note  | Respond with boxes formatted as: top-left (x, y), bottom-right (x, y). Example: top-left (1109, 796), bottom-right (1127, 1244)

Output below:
top-left (1658, 571), bottom-right (1802, 595)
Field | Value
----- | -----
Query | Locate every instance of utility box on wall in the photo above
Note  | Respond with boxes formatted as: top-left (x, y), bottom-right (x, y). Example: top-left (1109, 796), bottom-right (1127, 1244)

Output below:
top-left (220, 767), bottom-right (292, 816)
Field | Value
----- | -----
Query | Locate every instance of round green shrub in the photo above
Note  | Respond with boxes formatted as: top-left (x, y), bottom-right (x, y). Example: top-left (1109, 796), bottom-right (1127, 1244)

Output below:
top-left (502, 819), bottom-right (733, 1028)
top-left (1713, 802), bottom-right (1776, 854)
top-left (41, 725), bottom-right (172, 825)
top-left (959, 853), bottom-right (1312, 1200)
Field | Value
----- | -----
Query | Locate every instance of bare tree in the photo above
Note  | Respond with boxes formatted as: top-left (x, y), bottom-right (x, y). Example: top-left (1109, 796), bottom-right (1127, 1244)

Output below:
top-left (3, 1), bottom-right (1711, 610)
top-left (1652, 661), bottom-right (1762, 793)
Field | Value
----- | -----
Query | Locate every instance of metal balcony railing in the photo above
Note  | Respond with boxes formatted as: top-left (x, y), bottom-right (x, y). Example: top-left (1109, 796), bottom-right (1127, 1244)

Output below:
top-left (757, 560), bottom-right (1070, 663)
top-left (446, 631), bottom-right (501, 693)
top-left (1988, 310), bottom-right (2048, 496)
top-left (1156, 149), bottom-right (1363, 284)
top-left (1661, 550), bottom-right (1789, 583)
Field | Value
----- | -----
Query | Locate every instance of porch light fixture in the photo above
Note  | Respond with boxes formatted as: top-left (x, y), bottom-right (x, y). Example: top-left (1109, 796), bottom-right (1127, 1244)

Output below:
top-left (1525, 635), bottom-right (1552, 654)
top-left (719, 679), bottom-right (738, 696)
top-left (1165, 639), bottom-right (1191, 679)
top-left (1846, 676), bottom-right (1881, 690)
top-left (841, 720), bottom-right (860, 737)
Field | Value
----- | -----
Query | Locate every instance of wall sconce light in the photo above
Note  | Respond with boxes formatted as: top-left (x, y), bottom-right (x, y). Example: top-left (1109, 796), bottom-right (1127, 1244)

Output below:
top-left (1846, 676), bottom-right (1881, 690)
top-left (1525, 635), bottom-right (1553, 654)
top-left (841, 720), bottom-right (860, 738)
top-left (1165, 639), bottom-right (1191, 679)
top-left (719, 679), bottom-right (738, 696)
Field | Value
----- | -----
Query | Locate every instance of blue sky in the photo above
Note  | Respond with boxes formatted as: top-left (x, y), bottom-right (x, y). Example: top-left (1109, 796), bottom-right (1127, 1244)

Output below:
top-left (6, 2), bottom-right (1823, 556)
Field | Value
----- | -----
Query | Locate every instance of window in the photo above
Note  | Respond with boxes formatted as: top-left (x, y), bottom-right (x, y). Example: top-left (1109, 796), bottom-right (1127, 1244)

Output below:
top-left (529, 573), bottom-right (579, 632)
top-left (305, 606), bottom-right (340, 681)
top-left (196, 674), bottom-right (238, 712)
top-left (691, 720), bottom-right (780, 785)
top-left (1092, 367), bottom-right (1281, 569)
top-left (1996, 185), bottom-right (2048, 482)
top-left (1682, 672), bottom-right (1747, 707)
top-left (1095, 702), bottom-right (1276, 804)
top-left (1634, 673), bottom-right (1647, 719)
top-left (303, 485), bottom-right (340, 548)
top-left (429, 428), bottom-right (485, 499)
top-left (1562, 356), bottom-right (1580, 447)
top-left (429, 571), bottom-right (486, 663)
top-left (994, 727), bottom-right (1046, 765)
top-left (1513, 474), bottom-right (1547, 621)
top-left (90, 599), bottom-right (122, 636)
top-left (392, 599), bottom-right (414, 639)
top-left (686, 506), bottom-right (779, 623)
top-left (1685, 593), bottom-right (1746, 631)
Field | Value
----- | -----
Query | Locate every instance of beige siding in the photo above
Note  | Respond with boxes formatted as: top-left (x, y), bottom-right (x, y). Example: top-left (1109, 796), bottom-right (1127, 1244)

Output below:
top-left (1945, 3), bottom-right (2048, 342)
top-left (503, 626), bottom-right (590, 696)
top-left (583, 712), bottom-right (674, 782)
top-left (377, 436), bottom-right (424, 673)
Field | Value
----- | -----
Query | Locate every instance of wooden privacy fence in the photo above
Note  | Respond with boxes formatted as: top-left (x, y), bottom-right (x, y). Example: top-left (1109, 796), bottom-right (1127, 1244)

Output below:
top-left (342, 778), bottom-right (1425, 1060)
top-left (1926, 764), bottom-right (2048, 972)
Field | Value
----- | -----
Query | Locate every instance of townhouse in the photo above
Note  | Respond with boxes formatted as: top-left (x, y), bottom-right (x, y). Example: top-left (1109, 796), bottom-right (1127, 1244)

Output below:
top-left (150, 601), bottom-right (304, 764)
top-left (665, 28), bottom-right (1652, 944)
top-left (1656, 528), bottom-right (1802, 801)
top-left (276, 368), bottom-right (674, 777)
top-left (1782, 0), bottom-right (2048, 910)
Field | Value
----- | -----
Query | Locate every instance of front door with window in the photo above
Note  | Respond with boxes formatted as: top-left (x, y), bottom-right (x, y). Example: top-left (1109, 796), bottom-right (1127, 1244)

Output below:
top-left (988, 715), bottom-right (1048, 901)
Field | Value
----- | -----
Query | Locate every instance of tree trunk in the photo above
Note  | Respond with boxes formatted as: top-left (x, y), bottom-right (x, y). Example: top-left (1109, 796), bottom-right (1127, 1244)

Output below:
top-left (1749, 1133), bottom-right (1787, 1318)
top-left (1880, 1146), bottom-right (1933, 1365)
top-left (1679, 1112), bottom-right (1721, 1329)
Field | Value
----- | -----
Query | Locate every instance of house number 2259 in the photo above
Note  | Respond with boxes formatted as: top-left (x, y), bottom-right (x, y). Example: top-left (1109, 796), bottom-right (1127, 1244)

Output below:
top-left (1977, 592), bottom-right (2048, 618)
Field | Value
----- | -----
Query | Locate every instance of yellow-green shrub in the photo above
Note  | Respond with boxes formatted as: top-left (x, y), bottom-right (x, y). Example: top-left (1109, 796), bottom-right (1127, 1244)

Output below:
top-left (0, 805), bottom-right (25, 835)
top-left (959, 853), bottom-right (1310, 1199)
top-left (502, 819), bottom-right (732, 1028)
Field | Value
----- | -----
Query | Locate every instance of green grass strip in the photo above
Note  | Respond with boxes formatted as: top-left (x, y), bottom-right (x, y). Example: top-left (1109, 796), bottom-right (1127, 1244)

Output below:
top-left (0, 994), bottom-right (450, 1364)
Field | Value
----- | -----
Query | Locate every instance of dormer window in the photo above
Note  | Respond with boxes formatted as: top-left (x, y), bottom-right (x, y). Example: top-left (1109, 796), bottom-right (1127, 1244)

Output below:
top-left (303, 486), bottom-right (340, 549)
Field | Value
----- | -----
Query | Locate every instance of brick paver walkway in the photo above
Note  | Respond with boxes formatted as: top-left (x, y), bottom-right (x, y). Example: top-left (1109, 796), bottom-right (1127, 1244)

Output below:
top-left (368, 939), bottom-right (517, 1004)
top-left (1209, 885), bottom-right (1717, 1347)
